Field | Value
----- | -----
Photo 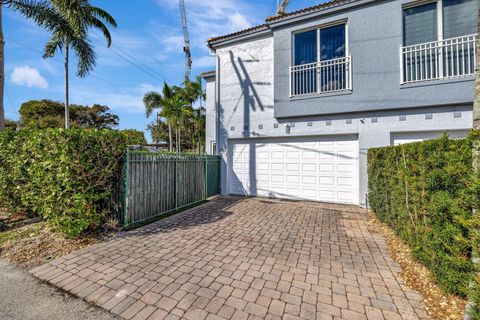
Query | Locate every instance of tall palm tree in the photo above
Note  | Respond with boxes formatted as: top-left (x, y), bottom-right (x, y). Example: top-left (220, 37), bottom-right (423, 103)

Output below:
top-left (0, 0), bottom-right (60, 131)
top-left (182, 77), bottom-right (205, 152)
top-left (43, 0), bottom-right (117, 129)
top-left (144, 83), bottom-right (176, 152)
top-left (171, 94), bottom-right (191, 153)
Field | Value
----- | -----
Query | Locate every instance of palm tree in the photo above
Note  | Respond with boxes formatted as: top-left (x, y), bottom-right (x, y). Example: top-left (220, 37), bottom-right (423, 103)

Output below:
top-left (171, 94), bottom-right (191, 153)
top-left (43, 0), bottom-right (117, 129)
top-left (144, 83), bottom-right (176, 152)
top-left (0, 0), bottom-right (60, 131)
top-left (182, 77), bottom-right (205, 152)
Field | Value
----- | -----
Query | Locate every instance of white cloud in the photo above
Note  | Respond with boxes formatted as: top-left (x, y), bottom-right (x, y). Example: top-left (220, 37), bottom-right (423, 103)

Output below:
top-left (155, 0), bottom-right (261, 49)
top-left (11, 66), bottom-right (49, 89)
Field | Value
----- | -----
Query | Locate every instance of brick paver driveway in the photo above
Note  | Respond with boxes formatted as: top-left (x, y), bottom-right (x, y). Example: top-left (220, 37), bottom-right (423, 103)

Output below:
top-left (32, 197), bottom-right (430, 320)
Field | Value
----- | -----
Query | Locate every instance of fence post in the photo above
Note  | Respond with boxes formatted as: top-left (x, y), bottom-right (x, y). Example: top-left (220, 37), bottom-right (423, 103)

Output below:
top-left (174, 156), bottom-right (177, 210)
top-left (205, 156), bottom-right (208, 199)
top-left (123, 149), bottom-right (130, 226)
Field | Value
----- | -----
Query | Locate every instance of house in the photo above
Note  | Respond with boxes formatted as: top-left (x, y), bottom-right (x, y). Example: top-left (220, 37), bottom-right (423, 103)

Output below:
top-left (201, 0), bottom-right (478, 207)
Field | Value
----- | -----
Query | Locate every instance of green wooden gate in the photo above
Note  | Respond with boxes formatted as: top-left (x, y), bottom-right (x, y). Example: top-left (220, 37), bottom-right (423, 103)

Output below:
top-left (115, 150), bottom-right (221, 227)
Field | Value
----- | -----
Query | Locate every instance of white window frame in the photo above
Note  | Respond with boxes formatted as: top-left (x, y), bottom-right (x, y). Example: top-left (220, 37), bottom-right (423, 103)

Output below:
top-left (292, 19), bottom-right (349, 66)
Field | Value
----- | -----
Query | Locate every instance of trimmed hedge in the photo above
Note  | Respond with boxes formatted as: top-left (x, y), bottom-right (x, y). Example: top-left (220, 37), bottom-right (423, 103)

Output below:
top-left (368, 132), bottom-right (480, 318)
top-left (0, 129), bottom-right (128, 237)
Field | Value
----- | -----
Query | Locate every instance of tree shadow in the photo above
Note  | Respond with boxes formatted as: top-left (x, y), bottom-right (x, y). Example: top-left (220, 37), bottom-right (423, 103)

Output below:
top-left (118, 196), bottom-right (246, 238)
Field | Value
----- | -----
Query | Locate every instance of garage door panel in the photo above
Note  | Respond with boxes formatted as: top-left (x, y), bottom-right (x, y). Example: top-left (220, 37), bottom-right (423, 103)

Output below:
top-left (319, 164), bottom-right (335, 173)
top-left (319, 176), bottom-right (335, 186)
top-left (302, 163), bottom-right (316, 172)
top-left (271, 163), bottom-right (284, 171)
top-left (229, 136), bottom-right (359, 204)
top-left (287, 163), bottom-right (300, 171)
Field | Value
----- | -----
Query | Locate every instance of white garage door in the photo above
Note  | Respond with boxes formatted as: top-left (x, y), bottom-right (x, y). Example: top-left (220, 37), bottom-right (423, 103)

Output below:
top-left (228, 136), bottom-right (359, 204)
top-left (391, 130), bottom-right (468, 146)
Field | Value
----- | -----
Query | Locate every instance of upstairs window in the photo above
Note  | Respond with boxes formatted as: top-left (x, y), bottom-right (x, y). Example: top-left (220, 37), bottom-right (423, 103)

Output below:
top-left (320, 24), bottom-right (346, 60)
top-left (293, 24), bottom-right (346, 65)
top-left (401, 0), bottom-right (478, 83)
top-left (294, 30), bottom-right (317, 65)
top-left (403, 2), bottom-right (437, 46)
top-left (443, 0), bottom-right (477, 38)
top-left (291, 23), bottom-right (351, 96)
top-left (403, 0), bottom-right (477, 45)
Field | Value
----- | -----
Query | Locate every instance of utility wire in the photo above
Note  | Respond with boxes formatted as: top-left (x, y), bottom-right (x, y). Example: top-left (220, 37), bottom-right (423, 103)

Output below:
top-left (6, 36), bottom-right (140, 96)
top-left (91, 30), bottom-right (171, 83)
top-left (109, 28), bottom-right (169, 71)
top-left (5, 90), bottom-right (16, 113)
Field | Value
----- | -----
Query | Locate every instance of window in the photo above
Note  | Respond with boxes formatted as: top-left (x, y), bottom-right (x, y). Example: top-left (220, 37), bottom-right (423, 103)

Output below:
top-left (291, 23), bottom-right (350, 96)
top-left (293, 24), bottom-right (346, 65)
top-left (403, 2), bottom-right (437, 46)
top-left (211, 141), bottom-right (216, 155)
top-left (403, 0), bottom-right (477, 45)
top-left (320, 24), bottom-right (346, 60)
top-left (401, 0), bottom-right (478, 83)
top-left (443, 0), bottom-right (477, 38)
top-left (294, 30), bottom-right (317, 66)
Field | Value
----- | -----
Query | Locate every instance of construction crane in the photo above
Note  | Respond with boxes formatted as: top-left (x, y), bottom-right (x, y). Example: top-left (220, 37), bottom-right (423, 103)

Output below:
top-left (179, 0), bottom-right (192, 81)
top-left (277, 0), bottom-right (290, 15)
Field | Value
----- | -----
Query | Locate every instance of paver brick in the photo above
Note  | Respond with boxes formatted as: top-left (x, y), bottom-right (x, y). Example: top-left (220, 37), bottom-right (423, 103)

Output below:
top-left (31, 197), bottom-right (431, 320)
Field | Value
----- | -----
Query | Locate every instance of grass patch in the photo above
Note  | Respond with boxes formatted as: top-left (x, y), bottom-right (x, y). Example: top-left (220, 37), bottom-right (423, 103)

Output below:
top-left (0, 222), bottom-right (114, 269)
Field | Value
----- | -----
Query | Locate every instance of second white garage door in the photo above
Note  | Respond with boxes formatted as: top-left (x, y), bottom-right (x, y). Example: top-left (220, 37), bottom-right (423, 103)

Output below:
top-left (228, 135), bottom-right (359, 204)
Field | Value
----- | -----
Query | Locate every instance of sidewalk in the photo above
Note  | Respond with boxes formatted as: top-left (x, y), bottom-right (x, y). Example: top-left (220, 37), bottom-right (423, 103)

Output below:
top-left (0, 259), bottom-right (118, 320)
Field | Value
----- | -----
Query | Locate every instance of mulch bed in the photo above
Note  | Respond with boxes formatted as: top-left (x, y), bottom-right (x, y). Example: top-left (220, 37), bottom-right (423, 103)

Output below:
top-left (0, 219), bottom-right (116, 270)
top-left (367, 212), bottom-right (467, 320)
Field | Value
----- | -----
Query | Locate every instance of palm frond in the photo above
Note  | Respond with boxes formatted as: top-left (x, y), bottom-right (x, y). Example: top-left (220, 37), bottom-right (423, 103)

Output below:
top-left (89, 6), bottom-right (117, 28)
top-left (43, 32), bottom-right (64, 58)
top-left (70, 36), bottom-right (96, 77)
top-left (143, 92), bottom-right (164, 118)
top-left (88, 16), bottom-right (113, 47)
top-left (8, 0), bottom-right (63, 31)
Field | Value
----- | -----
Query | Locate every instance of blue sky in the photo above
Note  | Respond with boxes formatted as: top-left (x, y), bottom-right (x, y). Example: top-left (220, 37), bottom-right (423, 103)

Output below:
top-left (5, 0), bottom-right (319, 139)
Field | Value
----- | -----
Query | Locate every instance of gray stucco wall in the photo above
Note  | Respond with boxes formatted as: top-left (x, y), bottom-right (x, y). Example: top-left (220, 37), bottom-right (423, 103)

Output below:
top-left (204, 77), bottom-right (216, 155)
top-left (273, 0), bottom-right (477, 118)
top-left (209, 0), bottom-right (476, 205)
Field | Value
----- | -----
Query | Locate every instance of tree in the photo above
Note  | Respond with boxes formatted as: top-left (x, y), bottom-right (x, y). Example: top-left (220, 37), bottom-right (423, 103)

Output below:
top-left (1, 0), bottom-right (60, 131)
top-left (4, 118), bottom-right (17, 129)
top-left (120, 129), bottom-right (146, 145)
top-left (72, 104), bottom-right (119, 129)
top-left (147, 120), bottom-right (169, 145)
top-left (43, 0), bottom-right (117, 129)
top-left (19, 99), bottom-right (119, 129)
top-left (180, 77), bottom-right (205, 153)
top-left (144, 83), bottom-right (191, 152)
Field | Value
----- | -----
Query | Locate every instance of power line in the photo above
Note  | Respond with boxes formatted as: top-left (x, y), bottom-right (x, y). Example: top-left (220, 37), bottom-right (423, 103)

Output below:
top-left (91, 30), bottom-right (171, 83)
top-left (6, 36), bottom-right (140, 96)
top-left (5, 90), bottom-right (16, 113)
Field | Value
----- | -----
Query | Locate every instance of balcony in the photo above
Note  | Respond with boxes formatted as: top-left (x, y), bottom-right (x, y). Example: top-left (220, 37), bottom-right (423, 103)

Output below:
top-left (401, 34), bottom-right (477, 84)
top-left (289, 56), bottom-right (352, 98)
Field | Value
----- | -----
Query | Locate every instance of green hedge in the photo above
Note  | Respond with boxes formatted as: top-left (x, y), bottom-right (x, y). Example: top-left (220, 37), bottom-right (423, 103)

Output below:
top-left (0, 129), bottom-right (128, 237)
top-left (368, 132), bottom-right (480, 318)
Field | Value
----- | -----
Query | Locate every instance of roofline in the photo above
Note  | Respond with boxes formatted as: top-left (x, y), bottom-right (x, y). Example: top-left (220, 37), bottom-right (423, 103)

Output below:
top-left (207, 0), bottom-right (372, 48)
top-left (200, 70), bottom-right (216, 79)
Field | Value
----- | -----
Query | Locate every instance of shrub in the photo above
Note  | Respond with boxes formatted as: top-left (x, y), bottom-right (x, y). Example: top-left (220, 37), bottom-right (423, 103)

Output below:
top-left (0, 129), bottom-right (128, 237)
top-left (368, 132), bottom-right (480, 318)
